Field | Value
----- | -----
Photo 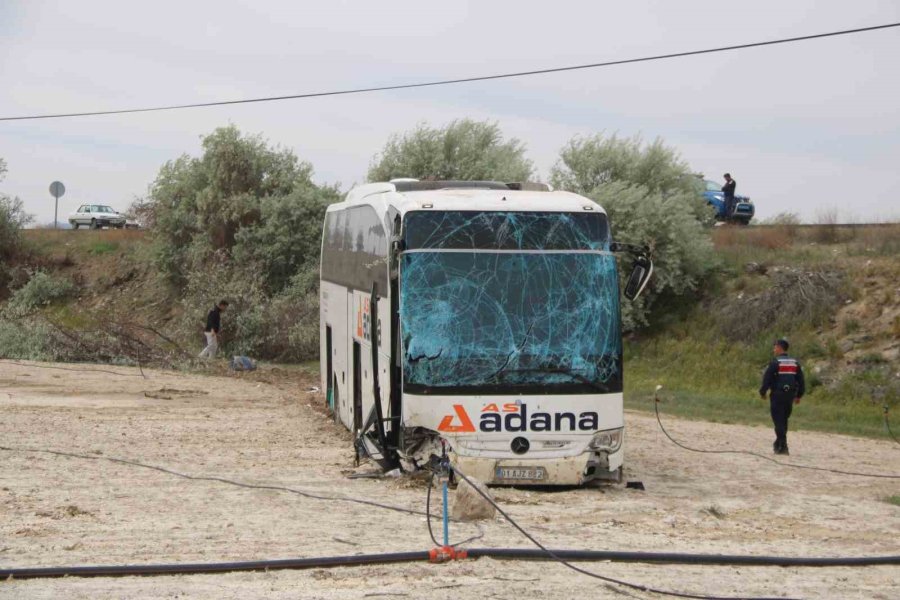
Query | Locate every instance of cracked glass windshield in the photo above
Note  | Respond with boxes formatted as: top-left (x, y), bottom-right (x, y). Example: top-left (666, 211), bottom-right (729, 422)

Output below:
top-left (400, 211), bottom-right (622, 395)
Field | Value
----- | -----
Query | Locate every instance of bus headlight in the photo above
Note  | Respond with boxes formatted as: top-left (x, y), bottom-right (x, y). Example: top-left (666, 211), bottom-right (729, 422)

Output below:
top-left (589, 428), bottom-right (623, 453)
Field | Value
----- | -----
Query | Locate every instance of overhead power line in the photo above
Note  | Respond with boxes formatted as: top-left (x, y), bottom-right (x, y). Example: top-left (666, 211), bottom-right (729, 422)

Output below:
top-left (1, 22), bottom-right (898, 122)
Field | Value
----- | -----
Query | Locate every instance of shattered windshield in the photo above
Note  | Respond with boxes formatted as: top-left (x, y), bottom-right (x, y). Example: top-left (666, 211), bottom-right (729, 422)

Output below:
top-left (400, 211), bottom-right (621, 395)
top-left (403, 210), bottom-right (608, 250)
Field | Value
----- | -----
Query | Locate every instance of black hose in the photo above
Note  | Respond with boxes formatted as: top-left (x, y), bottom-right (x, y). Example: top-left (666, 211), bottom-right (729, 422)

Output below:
top-left (654, 398), bottom-right (900, 479)
top-left (468, 548), bottom-right (900, 567)
top-left (452, 466), bottom-right (781, 600)
top-left (425, 473), bottom-right (484, 548)
top-left (5, 548), bottom-right (898, 582)
top-left (0, 552), bottom-right (430, 580)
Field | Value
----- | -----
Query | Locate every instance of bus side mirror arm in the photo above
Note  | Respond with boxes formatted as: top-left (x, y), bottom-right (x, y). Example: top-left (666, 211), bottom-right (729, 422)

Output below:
top-left (610, 242), bottom-right (653, 301)
top-left (390, 239), bottom-right (405, 277)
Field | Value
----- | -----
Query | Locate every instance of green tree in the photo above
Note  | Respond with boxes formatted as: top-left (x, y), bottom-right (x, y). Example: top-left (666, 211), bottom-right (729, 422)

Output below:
top-left (368, 119), bottom-right (535, 182)
top-left (147, 125), bottom-right (327, 285)
top-left (1, 158), bottom-right (34, 293)
top-left (551, 133), bottom-right (712, 224)
top-left (591, 182), bottom-right (718, 330)
top-left (145, 126), bottom-right (337, 360)
top-left (550, 134), bottom-right (718, 329)
top-left (551, 134), bottom-right (692, 195)
top-left (233, 186), bottom-right (340, 292)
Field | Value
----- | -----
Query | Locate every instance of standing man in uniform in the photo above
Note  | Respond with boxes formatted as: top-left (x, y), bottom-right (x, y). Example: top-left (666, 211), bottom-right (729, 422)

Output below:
top-left (759, 338), bottom-right (805, 455)
top-left (199, 300), bottom-right (229, 358)
top-left (722, 173), bottom-right (737, 220)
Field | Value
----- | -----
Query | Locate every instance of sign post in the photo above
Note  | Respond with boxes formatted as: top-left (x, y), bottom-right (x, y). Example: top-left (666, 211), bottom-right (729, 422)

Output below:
top-left (49, 181), bottom-right (65, 230)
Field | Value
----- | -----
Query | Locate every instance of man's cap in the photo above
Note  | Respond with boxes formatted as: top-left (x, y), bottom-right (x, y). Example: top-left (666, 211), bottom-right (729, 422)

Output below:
top-left (774, 338), bottom-right (789, 351)
top-left (724, 172), bottom-right (731, 178)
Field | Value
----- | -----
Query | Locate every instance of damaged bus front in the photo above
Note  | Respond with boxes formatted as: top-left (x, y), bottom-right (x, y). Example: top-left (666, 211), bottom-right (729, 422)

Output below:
top-left (399, 209), bottom-right (631, 485)
top-left (319, 182), bottom-right (651, 486)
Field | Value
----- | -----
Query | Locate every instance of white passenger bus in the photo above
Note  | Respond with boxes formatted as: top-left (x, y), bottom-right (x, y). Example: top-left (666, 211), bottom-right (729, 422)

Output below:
top-left (319, 180), bottom-right (651, 485)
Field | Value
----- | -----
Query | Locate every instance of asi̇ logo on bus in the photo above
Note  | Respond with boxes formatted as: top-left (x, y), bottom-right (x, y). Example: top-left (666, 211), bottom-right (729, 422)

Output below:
top-left (356, 296), bottom-right (370, 340)
top-left (438, 403), bottom-right (601, 433)
top-left (356, 296), bottom-right (381, 342)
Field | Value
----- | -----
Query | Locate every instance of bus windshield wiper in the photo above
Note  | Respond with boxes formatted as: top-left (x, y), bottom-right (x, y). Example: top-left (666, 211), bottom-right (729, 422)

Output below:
top-left (487, 322), bottom-right (535, 382)
top-left (495, 364), bottom-right (608, 393)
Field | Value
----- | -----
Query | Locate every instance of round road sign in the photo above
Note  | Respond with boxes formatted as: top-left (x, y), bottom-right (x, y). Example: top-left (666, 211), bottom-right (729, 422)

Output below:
top-left (49, 181), bottom-right (66, 198)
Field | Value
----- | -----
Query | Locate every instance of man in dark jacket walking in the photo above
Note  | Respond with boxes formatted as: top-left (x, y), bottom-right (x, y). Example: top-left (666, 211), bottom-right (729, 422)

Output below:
top-left (759, 338), bottom-right (805, 455)
top-left (199, 300), bottom-right (229, 358)
top-left (722, 173), bottom-right (737, 219)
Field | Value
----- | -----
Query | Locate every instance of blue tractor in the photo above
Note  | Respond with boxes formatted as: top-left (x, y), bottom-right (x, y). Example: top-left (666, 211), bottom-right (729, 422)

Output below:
top-left (702, 179), bottom-right (754, 225)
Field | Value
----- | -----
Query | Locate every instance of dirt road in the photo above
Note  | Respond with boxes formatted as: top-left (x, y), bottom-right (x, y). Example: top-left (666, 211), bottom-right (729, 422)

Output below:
top-left (1, 360), bottom-right (898, 599)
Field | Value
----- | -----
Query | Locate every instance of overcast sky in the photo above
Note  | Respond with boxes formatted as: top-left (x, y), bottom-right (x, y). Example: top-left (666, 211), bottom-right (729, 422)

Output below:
top-left (2, 0), bottom-right (899, 225)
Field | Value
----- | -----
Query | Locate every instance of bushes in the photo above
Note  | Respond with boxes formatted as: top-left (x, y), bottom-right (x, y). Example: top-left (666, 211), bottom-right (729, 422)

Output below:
top-left (813, 208), bottom-right (841, 244)
top-left (852, 223), bottom-right (900, 257)
top-left (148, 126), bottom-right (325, 286)
top-left (553, 134), bottom-right (691, 195)
top-left (0, 271), bottom-right (76, 361)
top-left (588, 182), bottom-right (720, 330)
top-left (232, 188), bottom-right (338, 292)
top-left (713, 269), bottom-right (848, 342)
top-left (0, 319), bottom-right (58, 361)
top-left (0, 194), bottom-right (32, 257)
top-left (0, 270), bottom-right (75, 361)
top-left (552, 134), bottom-right (714, 225)
top-left (1, 158), bottom-right (35, 294)
top-left (4, 271), bottom-right (75, 318)
top-left (177, 259), bottom-right (319, 361)
top-left (143, 126), bottom-right (336, 361)
top-left (368, 119), bottom-right (534, 182)
top-left (550, 134), bottom-right (719, 331)
top-left (713, 225), bottom-right (795, 251)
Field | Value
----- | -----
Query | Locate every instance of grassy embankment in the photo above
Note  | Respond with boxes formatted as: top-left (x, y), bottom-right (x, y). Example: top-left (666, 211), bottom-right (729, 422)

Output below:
top-left (21, 228), bottom-right (157, 329)
top-left (625, 224), bottom-right (900, 440)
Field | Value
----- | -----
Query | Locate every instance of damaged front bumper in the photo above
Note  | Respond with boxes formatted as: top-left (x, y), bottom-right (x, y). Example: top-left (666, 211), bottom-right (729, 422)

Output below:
top-left (451, 447), bottom-right (623, 486)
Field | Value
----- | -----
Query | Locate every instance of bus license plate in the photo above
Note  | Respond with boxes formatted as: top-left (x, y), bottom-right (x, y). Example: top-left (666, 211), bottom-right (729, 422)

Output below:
top-left (495, 467), bottom-right (546, 481)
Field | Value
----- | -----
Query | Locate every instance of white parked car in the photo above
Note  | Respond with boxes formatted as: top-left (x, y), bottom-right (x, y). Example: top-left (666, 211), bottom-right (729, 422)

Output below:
top-left (68, 204), bottom-right (126, 229)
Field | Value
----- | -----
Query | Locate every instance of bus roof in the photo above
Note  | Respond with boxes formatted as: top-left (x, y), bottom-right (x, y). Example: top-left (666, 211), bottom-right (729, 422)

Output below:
top-left (329, 181), bottom-right (606, 218)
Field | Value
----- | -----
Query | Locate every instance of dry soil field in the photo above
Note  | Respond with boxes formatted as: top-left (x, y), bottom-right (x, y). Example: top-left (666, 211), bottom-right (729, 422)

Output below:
top-left (1, 360), bottom-right (898, 599)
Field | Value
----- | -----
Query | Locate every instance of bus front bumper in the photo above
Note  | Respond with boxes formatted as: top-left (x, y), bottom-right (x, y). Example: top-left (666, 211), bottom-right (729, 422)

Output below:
top-left (451, 447), bottom-right (623, 486)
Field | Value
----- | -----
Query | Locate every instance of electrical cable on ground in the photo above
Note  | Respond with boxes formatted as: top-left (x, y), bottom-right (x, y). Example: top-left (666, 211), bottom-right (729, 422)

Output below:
top-left (0, 358), bottom-right (147, 378)
top-left (0, 445), bottom-right (476, 528)
top-left (451, 466), bottom-right (790, 600)
top-left (653, 398), bottom-right (900, 479)
top-left (2, 448), bottom-right (898, 592)
top-left (1, 22), bottom-right (898, 122)
top-left (425, 473), bottom-right (484, 548)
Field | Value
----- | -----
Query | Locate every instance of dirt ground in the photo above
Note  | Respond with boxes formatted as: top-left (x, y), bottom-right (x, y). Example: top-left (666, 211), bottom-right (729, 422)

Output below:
top-left (1, 360), bottom-right (898, 600)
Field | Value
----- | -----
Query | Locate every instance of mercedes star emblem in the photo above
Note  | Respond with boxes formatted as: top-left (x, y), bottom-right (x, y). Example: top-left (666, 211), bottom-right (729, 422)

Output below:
top-left (511, 437), bottom-right (530, 455)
